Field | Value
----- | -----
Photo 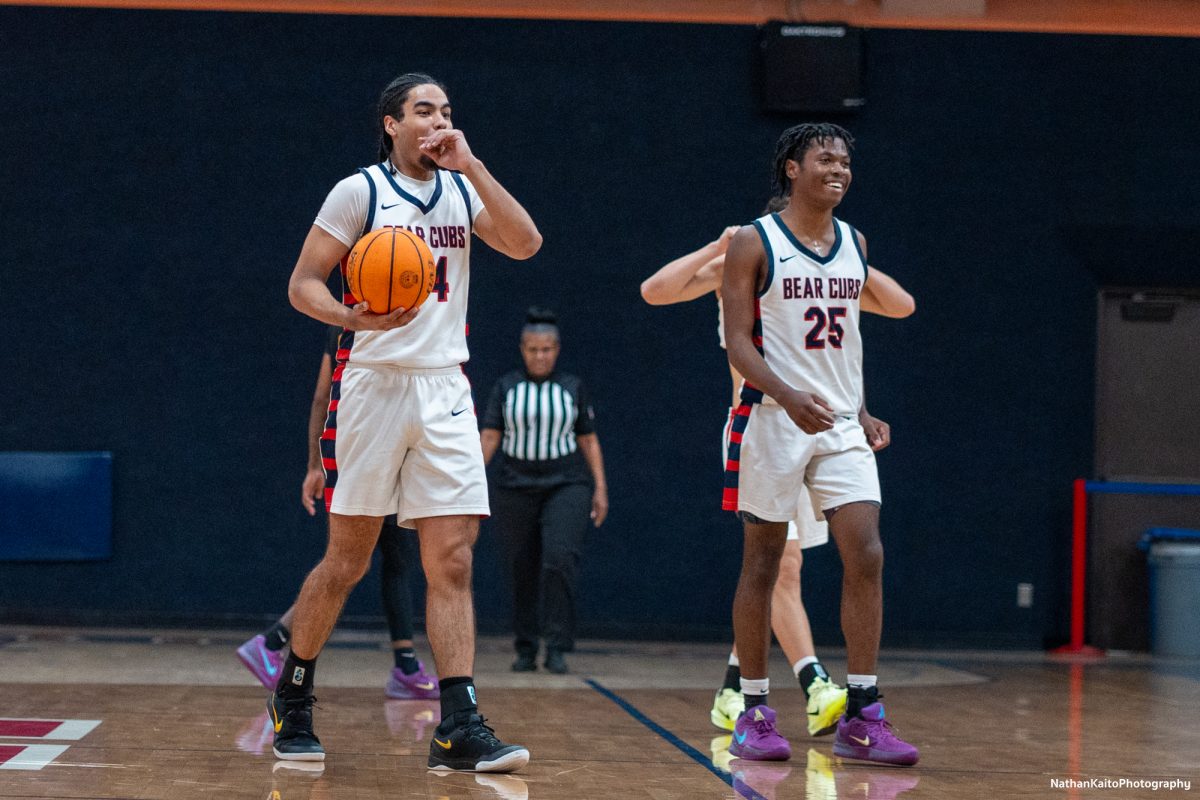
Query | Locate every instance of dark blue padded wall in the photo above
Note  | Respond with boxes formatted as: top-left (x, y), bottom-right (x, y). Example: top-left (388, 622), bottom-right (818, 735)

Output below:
top-left (0, 453), bottom-right (112, 560)
top-left (1, 6), bottom-right (1197, 645)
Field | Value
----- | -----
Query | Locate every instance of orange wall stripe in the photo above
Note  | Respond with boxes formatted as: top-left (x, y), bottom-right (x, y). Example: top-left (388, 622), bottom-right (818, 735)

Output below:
top-left (4, 0), bottom-right (1200, 37)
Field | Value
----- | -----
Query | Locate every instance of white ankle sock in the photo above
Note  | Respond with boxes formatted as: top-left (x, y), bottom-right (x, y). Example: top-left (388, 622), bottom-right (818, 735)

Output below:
top-left (846, 673), bottom-right (877, 689)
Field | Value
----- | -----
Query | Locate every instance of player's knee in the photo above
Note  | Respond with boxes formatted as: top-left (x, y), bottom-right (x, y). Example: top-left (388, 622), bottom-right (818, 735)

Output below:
top-left (845, 537), bottom-right (884, 581)
top-left (742, 554), bottom-right (782, 586)
top-left (773, 560), bottom-right (801, 595)
top-left (323, 554), bottom-right (371, 589)
top-left (426, 544), bottom-right (473, 589)
top-left (778, 545), bottom-right (802, 579)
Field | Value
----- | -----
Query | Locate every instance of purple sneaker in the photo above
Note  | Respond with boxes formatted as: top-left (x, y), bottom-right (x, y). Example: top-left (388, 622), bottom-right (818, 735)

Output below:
top-left (833, 702), bottom-right (919, 766)
top-left (385, 662), bottom-right (440, 700)
top-left (729, 705), bottom-right (791, 761)
top-left (236, 634), bottom-right (285, 690)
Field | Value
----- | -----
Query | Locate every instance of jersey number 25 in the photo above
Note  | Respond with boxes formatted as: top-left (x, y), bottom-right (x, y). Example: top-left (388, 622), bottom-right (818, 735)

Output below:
top-left (804, 307), bottom-right (847, 350)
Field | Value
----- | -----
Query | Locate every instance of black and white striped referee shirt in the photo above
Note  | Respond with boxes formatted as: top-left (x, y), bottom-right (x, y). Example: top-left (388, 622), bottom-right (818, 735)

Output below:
top-left (482, 370), bottom-right (596, 489)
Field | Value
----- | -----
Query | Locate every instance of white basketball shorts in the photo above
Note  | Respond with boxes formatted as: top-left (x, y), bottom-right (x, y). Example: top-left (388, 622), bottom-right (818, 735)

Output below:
top-left (723, 403), bottom-right (880, 524)
top-left (722, 408), bottom-right (831, 548)
top-left (323, 363), bottom-right (489, 527)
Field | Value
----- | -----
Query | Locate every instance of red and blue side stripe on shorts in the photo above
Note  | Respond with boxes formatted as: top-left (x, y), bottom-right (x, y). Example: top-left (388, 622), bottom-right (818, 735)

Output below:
top-left (723, 299), bottom-right (766, 512)
top-left (722, 385), bottom-right (762, 512)
top-left (322, 273), bottom-right (359, 511)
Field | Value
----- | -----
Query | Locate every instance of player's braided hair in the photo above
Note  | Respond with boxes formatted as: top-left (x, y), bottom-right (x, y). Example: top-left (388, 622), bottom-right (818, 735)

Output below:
top-left (376, 73), bottom-right (447, 162)
top-left (770, 123), bottom-right (854, 198)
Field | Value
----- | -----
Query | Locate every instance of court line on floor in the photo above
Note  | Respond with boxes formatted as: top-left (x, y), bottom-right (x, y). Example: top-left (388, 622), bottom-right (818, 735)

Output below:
top-left (585, 679), bottom-right (767, 800)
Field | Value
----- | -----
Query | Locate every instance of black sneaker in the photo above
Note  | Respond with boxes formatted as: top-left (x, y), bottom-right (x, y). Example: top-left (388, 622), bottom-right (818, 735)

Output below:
top-left (543, 649), bottom-right (568, 674)
top-left (511, 653), bottom-right (537, 672)
top-left (268, 691), bottom-right (325, 761)
top-left (428, 713), bottom-right (529, 773)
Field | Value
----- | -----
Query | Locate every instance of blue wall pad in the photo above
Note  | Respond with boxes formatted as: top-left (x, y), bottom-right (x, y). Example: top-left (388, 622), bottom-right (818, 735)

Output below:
top-left (0, 452), bottom-right (113, 561)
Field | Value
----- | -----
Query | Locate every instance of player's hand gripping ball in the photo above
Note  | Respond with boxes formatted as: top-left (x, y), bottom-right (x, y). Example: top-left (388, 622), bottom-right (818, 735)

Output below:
top-left (345, 227), bottom-right (437, 314)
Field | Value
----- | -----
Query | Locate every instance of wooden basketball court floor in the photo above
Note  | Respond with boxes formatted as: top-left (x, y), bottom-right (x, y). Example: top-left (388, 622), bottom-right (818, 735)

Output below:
top-left (0, 627), bottom-right (1196, 799)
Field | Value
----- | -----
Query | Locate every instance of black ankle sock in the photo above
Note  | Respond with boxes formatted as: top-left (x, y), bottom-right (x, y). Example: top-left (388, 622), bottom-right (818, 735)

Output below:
top-left (438, 677), bottom-right (478, 725)
top-left (722, 664), bottom-right (741, 692)
top-left (846, 685), bottom-right (879, 718)
top-left (798, 662), bottom-right (830, 698)
top-left (395, 647), bottom-right (419, 674)
top-left (264, 621), bottom-right (290, 652)
top-left (277, 652), bottom-right (316, 697)
top-left (745, 692), bottom-right (769, 710)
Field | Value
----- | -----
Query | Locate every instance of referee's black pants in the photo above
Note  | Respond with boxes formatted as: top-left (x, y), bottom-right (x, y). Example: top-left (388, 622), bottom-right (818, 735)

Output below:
top-left (493, 482), bottom-right (592, 656)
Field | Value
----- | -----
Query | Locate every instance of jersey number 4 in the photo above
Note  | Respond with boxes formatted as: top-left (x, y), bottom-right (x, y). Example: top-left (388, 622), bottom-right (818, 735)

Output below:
top-left (432, 256), bottom-right (450, 302)
top-left (804, 307), bottom-right (847, 350)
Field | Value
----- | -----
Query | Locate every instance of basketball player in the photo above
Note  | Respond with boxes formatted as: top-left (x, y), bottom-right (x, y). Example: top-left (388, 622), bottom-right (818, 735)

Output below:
top-left (236, 325), bottom-right (438, 702)
top-left (641, 203), bottom-right (913, 739)
top-left (720, 123), bottom-right (918, 765)
top-left (273, 73), bottom-right (541, 773)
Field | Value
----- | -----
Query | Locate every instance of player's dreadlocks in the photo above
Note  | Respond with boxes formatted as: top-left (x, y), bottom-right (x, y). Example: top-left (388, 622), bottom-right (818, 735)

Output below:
top-left (376, 73), bottom-right (448, 162)
top-left (770, 123), bottom-right (855, 198)
top-left (762, 195), bottom-right (789, 215)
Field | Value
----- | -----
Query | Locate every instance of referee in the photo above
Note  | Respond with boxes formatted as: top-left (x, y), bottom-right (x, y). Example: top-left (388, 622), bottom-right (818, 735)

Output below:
top-left (480, 308), bottom-right (608, 675)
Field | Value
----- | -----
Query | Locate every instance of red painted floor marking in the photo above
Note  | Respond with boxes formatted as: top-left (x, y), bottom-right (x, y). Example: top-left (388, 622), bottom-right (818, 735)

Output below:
top-left (0, 721), bottom-right (59, 738)
top-left (0, 746), bottom-right (24, 766)
top-left (0, 718), bottom-right (100, 740)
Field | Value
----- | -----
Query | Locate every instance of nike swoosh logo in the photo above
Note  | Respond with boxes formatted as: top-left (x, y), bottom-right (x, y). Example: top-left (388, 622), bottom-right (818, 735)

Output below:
top-left (381, 202), bottom-right (403, 210)
top-left (416, 682), bottom-right (435, 690)
top-left (270, 705), bottom-right (283, 733)
top-left (434, 737), bottom-right (452, 750)
top-left (780, 254), bottom-right (798, 262)
top-left (450, 408), bottom-right (468, 416)
top-left (850, 734), bottom-right (871, 746)
top-left (261, 651), bottom-right (279, 677)
top-left (733, 730), bottom-right (748, 745)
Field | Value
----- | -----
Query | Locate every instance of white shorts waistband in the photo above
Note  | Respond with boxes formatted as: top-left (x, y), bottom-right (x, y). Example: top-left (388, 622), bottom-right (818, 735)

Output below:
top-left (344, 361), bottom-right (463, 377)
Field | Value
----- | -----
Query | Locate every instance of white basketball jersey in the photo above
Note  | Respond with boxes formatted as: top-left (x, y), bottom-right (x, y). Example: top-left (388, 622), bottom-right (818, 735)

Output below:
top-left (744, 214), bottom-right (866, 416)
top-left (336, 163), bottom-right (481, 369)
top-left (717, 292), bottom-right (726, 349)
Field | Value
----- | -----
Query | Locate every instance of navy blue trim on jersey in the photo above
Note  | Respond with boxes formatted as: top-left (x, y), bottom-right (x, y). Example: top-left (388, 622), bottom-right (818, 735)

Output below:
top-left (357, 168), bottom-right (377, 236)
top-left (751, 311), bottom-right (764, 357)
top-left (771, 212), bottom-right (842, 265)
top-left (752, 219), bottom-right (775, 298)
top-left (379, 163), bottom-right (443, 215)
top-left (449, 171), bottom-right (473, 234)
top-left (335, 328), bottom-right (354, 365)
top-left (739, 384), bottom-right (765, 404)
top-left (847, 222), bottom-right (868, 280)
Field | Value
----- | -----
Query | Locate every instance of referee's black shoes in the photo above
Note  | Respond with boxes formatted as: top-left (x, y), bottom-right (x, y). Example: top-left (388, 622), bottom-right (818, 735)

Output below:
top-left (511, 652), bottom-right (537, 672)
top-left (543, 649), bottom-right (568, 674)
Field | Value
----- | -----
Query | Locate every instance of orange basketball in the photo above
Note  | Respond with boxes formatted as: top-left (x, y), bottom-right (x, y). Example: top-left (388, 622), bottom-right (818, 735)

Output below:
top-left (345, 227), bottom-right (437, 314)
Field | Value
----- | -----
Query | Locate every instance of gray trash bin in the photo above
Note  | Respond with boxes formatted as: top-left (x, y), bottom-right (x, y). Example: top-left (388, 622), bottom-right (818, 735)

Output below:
top-left (1142, 529), bottom-right (1200, 658)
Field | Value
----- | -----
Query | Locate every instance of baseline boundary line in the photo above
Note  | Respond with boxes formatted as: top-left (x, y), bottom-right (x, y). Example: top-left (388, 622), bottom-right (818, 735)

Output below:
top-left (586, 678), bottom-right (768, 800)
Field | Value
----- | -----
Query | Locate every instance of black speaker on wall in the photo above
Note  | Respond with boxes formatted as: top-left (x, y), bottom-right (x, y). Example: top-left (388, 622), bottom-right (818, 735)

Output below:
top-left (758, 21), bottom-right (865, 114)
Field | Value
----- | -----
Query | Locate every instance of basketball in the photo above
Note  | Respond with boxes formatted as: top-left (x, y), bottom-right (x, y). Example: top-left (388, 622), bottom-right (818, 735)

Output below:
top-left (345, 226), bottom-right (437, 314)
